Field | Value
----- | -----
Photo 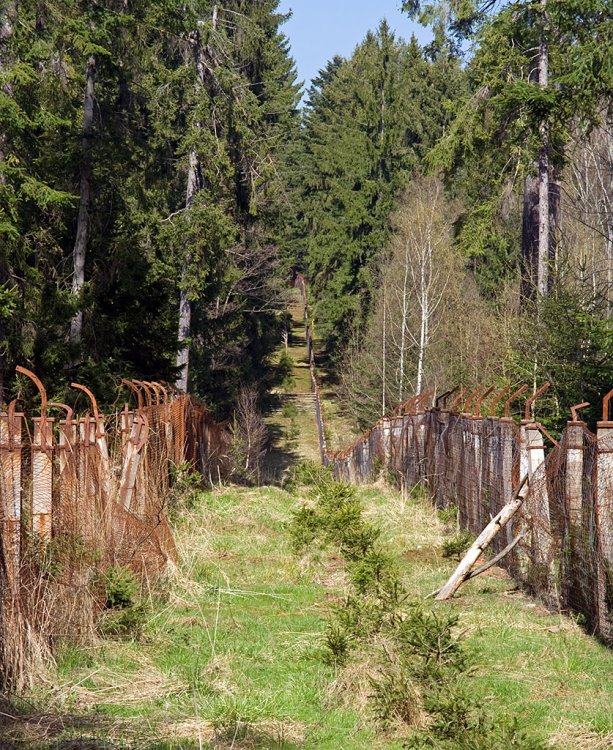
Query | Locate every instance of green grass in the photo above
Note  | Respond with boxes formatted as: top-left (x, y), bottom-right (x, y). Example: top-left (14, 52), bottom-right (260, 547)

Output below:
top-left (4, 481), bottom-right (612, 749)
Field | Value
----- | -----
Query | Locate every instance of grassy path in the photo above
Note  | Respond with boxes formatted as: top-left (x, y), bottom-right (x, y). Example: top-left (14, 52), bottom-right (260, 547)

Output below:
top-left (2, 293), bottom-right (612, 749)
top-left (262, 287), bottom-right (357, 479)
top-left (262, 288), bottom-right (322, 482)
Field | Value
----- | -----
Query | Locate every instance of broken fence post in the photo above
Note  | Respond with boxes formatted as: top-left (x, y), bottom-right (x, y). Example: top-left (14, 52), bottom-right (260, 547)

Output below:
top-left (435, 474), bottom-right (528, 601)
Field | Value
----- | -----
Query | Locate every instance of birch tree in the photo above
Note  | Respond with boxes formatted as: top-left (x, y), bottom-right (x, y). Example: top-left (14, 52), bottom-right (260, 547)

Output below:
top-left (384, 176), bottom-right (459, 397)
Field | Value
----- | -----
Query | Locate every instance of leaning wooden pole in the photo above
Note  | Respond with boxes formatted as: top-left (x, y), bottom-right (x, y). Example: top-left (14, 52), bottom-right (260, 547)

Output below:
top-left (435, 474), bottom-right (528, 601)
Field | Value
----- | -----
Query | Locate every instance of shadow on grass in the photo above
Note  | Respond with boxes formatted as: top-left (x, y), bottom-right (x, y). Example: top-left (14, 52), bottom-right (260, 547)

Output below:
top-left (0, 699), bottom-right (305, 750)
top-left (261, 419), bottom-right (299, 486)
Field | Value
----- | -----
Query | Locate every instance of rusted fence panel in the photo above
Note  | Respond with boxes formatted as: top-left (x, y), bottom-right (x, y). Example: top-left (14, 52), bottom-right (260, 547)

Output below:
top-left (0, 371), bottom-right (229, 691)
top-left (326, 400), bottom-right (613, 646)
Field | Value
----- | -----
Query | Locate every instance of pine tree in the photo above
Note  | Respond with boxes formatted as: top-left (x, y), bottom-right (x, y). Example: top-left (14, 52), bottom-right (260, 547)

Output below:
top-left (298, 24), bottom-right (463, 352)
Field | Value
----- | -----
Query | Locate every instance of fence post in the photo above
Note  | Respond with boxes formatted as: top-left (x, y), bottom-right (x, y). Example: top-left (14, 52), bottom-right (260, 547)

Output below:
top-left (31, 416), bottom-right (54, 541)
top-left (403, 415), bottom-right (415, 486)
top-left (456, 416), bottom-right (471, 531)
top-left (595, 420), bottom-right (613, 642)
top-left (0, 410), bottom-right (23, 586)
top-left (434, 410), bottom-right (450, 508)
top-left (381, 416), bottom-right (392, 469)
top-left (119, 414), bottom-right (145, 511)
top-left (520, 420), bottom-right (554, 601)
top-left (56, 417), bottom-right (77, 536)
top-left (499, 417), bottom-right (517, 547)
top-left (566, 421), bottom-right (585, 552)
top-left (472, 415), bottom-right (485, 532)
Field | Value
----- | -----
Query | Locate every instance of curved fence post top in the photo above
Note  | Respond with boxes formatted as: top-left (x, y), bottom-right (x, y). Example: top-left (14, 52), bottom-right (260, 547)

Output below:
top-left (16, 366), bottom-right (47, 417)
top-left (490, 385), bottom-right (511, 417)
top-left (504, 384), bottom-right (528, 418)
top-left (475, 386), bottom-right (496, 417)
top-left (450, 387), bottom-right (468, 413)
top-left (524, 382), bottom-right (550, 422)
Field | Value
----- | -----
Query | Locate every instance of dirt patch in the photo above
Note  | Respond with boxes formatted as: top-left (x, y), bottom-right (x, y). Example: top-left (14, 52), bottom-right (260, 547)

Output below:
top-left (402, 547), bottom-right (440, 564)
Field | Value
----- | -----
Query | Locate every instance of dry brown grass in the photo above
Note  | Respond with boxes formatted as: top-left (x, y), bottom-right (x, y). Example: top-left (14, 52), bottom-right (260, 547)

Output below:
top-left (549, 721), bottom-right (613, 750)
top-left (67, 652), bottom-right (187, 708)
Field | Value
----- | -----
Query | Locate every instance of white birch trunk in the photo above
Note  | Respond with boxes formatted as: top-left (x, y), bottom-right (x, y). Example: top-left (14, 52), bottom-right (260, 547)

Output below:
top-left (416, 240), bottom-right (430, 394)
top-left (398, 245), bottom-right (410, 401)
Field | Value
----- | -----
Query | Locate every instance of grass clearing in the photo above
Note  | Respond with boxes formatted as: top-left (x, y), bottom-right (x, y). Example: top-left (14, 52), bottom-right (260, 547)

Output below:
top-left (1, 478), bottom-right (611, 749)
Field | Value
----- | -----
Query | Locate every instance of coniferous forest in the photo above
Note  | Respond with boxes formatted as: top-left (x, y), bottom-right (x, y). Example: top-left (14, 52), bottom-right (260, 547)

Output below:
top-left (0, 0), bottom-right (612, 423)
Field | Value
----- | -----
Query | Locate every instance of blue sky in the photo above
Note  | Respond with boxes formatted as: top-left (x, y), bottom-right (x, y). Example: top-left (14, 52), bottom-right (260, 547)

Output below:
top-left (278, 0), bottom-right (432, 97)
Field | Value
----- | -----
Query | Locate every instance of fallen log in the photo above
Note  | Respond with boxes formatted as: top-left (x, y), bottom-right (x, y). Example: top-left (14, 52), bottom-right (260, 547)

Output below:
top-left (427, 528), bottom-right (526, 599)
top-left (435, 474), bottom-right (528, 601)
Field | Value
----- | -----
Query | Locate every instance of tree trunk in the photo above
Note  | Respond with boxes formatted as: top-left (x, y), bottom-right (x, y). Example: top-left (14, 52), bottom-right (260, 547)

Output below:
top-left (416, 256), bottom-right (428, 394)
top-left (398, 245), bottom-right (410, 402)
top-left (69, 55), bottom-right (96, 347)
top-left (436, 474), bottom-right (528, 600)
top-left (175, 6), bottom-right (218, 391)
top-left (536, 0), bottom-right (549, 298)
top-left (521, 173), bottom-right (539, 299)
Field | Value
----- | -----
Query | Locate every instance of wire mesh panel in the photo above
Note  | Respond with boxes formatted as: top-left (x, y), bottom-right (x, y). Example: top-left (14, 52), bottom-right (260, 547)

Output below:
top-left (328, 402), bottom-right (613, 646)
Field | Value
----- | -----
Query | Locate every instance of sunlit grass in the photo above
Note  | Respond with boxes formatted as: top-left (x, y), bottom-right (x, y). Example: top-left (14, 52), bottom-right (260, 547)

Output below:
top-left (7, 480), bottom-right (613, 749)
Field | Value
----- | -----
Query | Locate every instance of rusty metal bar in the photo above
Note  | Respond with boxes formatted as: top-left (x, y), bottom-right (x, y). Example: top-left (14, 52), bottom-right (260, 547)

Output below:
top-left (450, 387), bottom-right (468, 413)
top-left (49, 402), bottom-right (74, 428)
top-left (535, 422), bottom-right (560, 448)
top-left (16, 365), bottom-right (47, 415)
top-left (463, 388), bottom-right (481, 414)
top-left (404, 395), bottom-right (421, 415)
top-left (504, 384), bottom-right (528, 418)
top-left (122, 379), bottom-right (144, 412)
top-left (570, 401), bottom-right (590, 422)
top-left (489, 385), bottom-right (511, 417)
top-left (475, 386), bottom-right (496, 417)
top-left (16, 366), bottom-right (50, 449)
top-left (602, 388), bottom-right (613, 422)
top-left (435, 386), bottom-right (458, 410)
top-left (524, 382), bottom-right (550, 422)
top-left (133, 379), bottom-right (154, 407)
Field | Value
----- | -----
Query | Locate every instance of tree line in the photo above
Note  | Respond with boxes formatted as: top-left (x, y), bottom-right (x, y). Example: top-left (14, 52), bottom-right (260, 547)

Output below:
top-left (293, 0), bottom-right (612, 431)
top-left (1, 0), bottom-right (612, 428)
top-left (0, 0), bottom-right (299, 413)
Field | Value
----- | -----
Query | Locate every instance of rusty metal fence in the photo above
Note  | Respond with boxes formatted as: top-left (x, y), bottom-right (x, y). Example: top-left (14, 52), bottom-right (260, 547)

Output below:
top-left (327, 388), bottom-right (613, 645)
top-left (0, 369), bottom-right (229, 690)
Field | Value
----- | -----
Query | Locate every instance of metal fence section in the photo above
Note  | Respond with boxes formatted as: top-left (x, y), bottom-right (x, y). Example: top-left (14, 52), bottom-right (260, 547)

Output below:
top-left (293, 275), bottom-right (612, 642)
top-left (0, 370), bottom-right (229, 690)
top-left (327, 395), bottom-right (613, 645)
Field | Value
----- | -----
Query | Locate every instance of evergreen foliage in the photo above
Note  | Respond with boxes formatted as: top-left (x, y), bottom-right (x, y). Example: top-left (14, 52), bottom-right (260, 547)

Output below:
top-left (0, 0), bottom-right (300, 411)
top-left (295, 25), bottom-right (464, 352)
